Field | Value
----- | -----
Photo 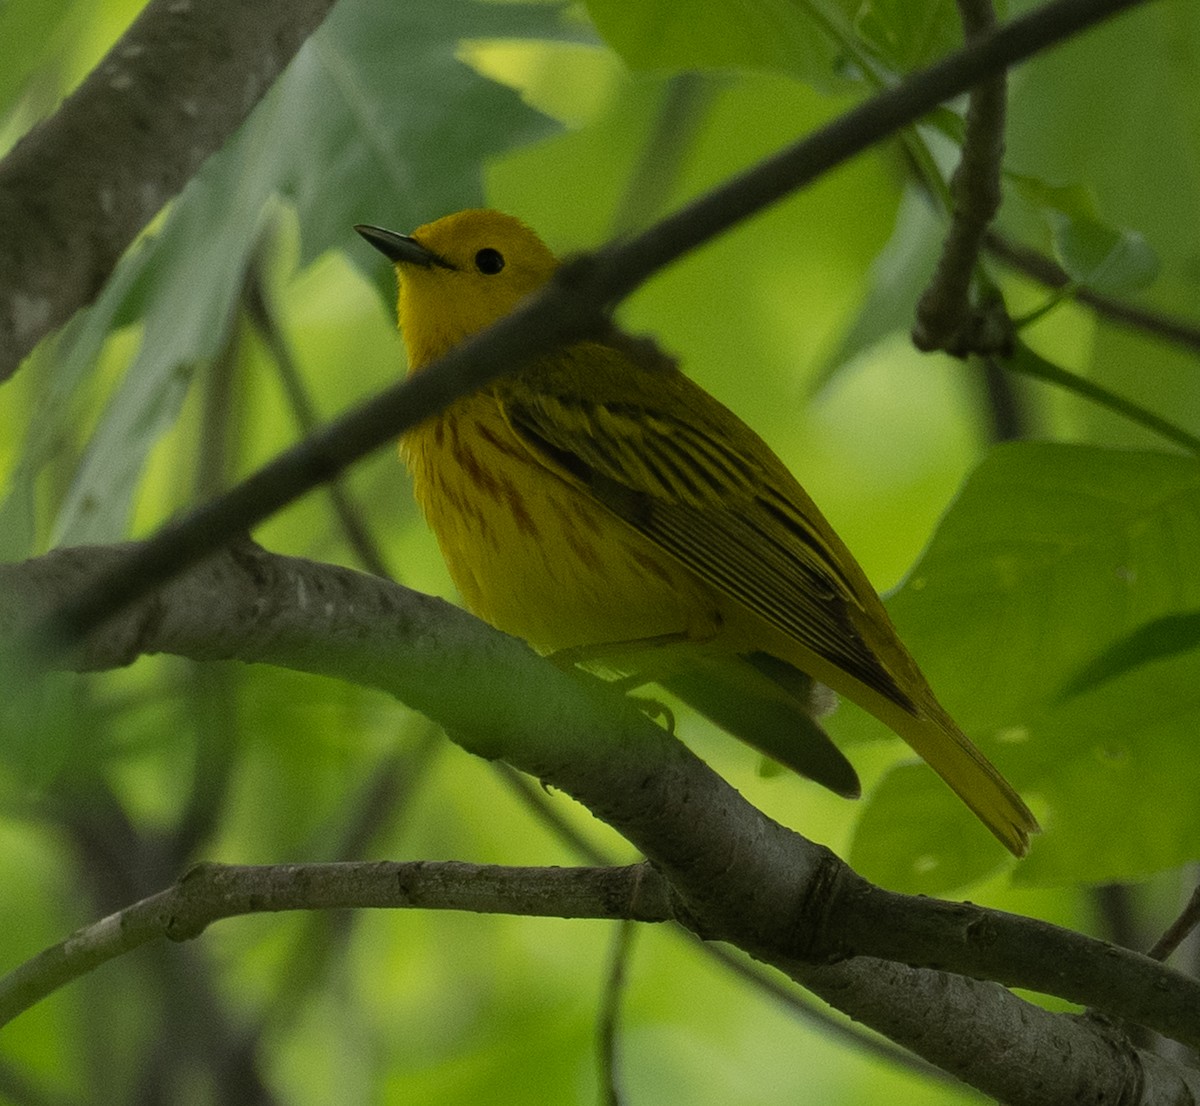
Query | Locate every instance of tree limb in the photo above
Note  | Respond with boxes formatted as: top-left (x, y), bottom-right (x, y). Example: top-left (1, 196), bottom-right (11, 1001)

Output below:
top-left (0, 860), bottom-right (671, 1028)
top-left (0, 0), bottom-right (338, 380)
top-left (4, 541), bottom-right (1200, 1091)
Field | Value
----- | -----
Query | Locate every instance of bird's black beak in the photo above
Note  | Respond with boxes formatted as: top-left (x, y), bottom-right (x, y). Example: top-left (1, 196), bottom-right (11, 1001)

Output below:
top-left (354, 224), bottom-right (453, 269)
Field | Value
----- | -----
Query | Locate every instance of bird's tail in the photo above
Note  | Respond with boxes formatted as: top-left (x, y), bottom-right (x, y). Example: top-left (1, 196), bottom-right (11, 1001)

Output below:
top-left (877, 696), bottom-right (1039, 857)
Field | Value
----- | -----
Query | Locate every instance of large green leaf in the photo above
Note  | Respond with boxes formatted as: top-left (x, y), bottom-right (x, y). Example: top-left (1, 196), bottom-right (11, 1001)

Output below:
top-left (1062, 610), bottom-right (1200, 697)
top-left (1016, 647), bottom-right (1200, 885)
top-left (582, 0), bottom-right (851, 83)
top-left (584, 0), bottom-right (974, 87)
top-left (34, 0), bottom-right (565, 545)
top-left (1048, 212), bottom-right (1160, 295)
top-left (889, 442), bottom-right (1200, 727)
top-left (847, 442), bottom-right (1200, 888)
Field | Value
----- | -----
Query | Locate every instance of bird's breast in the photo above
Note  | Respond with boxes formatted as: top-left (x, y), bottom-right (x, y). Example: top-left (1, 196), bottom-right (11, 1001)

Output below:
top-left (403, 393), bottom-right (723, 653)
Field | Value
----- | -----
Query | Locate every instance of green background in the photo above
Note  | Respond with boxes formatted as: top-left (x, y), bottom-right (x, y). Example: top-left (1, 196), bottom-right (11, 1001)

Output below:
top-left (1, 0), bottom-right (1198, 1100)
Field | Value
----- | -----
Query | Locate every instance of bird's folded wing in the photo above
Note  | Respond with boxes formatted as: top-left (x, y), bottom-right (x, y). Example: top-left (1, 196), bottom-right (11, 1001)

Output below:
top-left (501, 385), bottom-right (914, 711)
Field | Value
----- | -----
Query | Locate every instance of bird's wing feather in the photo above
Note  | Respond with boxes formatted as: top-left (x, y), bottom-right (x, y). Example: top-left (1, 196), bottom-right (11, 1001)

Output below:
top-left (498, 361), bottom-right (914, 711)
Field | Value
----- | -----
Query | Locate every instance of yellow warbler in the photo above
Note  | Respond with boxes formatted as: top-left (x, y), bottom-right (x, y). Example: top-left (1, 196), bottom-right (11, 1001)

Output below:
top-left (357, 209), bottom-right (1038, 856)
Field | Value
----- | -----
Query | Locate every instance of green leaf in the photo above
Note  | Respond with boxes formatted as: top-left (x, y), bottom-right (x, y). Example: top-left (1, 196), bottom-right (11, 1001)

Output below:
top-left (1047, 211), bottom-right (1160, 294)
top-left (850, 762), bottom-right (1014, 893)
top-left (853, 0), bottom-right (961, 72)
top-left (817, 185), bottom-right (941, 387)
top-left (1006, 173), bottom-right (1161, 295)
top-left (889, 442), bottom-right (1200, 728)
top-left (1060, 611), bottom-right (1200, 698)
top-left (0, 0), bottom-right (76, 118)
top-left (1007, 173), bottom-right (1099, 222)
top-left (853, 442), bottom-right (1200, 886)
top-left (582, 0), bottom-right (849, 83)
top-left (1017, 649), bottom-right (1200, 886)
top-left (285, 0), bottom-right (571, 266)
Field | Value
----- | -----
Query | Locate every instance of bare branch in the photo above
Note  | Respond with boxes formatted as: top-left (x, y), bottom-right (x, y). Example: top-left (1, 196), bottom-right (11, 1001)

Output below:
top-left (0, 0), bottom-right (338, 379)
top-left (1148, 881), bottom-right (1200, 963)
top-left (0, 860), bottom-right (670, 1027)
top-left (789, 954), bottom-right (1200, 1104)
top-left (596, 921), bottom-right (637, 1106)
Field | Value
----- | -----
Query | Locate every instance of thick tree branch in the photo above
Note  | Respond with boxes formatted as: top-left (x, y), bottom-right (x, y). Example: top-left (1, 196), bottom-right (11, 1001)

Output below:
top-left (789, 955), bottom-right (1200, 1104)
top-left (18, 0), bottom-right (1151, 654)
top-left (0, 0), bottom-right (338, 380)
top-left (4, 541), bottom-right (1200, 1084)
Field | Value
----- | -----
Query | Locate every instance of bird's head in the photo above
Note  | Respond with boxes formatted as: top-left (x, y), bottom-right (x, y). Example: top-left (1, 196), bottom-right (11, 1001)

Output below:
top-left (356, 209), bottom-right (559, 369)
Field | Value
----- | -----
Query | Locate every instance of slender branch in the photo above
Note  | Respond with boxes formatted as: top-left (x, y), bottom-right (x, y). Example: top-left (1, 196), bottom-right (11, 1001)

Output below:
top-left (980, 355), bottom-right (1029, 442)
top-left (986, 229), bottom-right (1200, 356)
top-left (26, 0), bottom-right (1153, 656)
top-left (913, 0), bottom-right (1012, 356)
top-left (1148, 882), bottom-right (1200, 963)
top-left (0, 860), bottom-right (671, 1027)
top-left (0, 0), bottom-right (338, 379)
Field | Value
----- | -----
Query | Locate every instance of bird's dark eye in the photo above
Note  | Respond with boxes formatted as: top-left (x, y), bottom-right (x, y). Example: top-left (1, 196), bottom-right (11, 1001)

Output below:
top-left (474, 248), bottom-right (505, 275)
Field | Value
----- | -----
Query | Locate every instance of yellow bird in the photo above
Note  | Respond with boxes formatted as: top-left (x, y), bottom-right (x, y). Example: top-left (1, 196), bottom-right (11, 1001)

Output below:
top-left (357, 209), bottom-right (1038, 856)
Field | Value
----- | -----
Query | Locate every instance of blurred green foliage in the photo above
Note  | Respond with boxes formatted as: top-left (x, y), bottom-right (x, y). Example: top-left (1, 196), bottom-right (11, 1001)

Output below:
top-left (1, 0), bottom-right (1199, 1102)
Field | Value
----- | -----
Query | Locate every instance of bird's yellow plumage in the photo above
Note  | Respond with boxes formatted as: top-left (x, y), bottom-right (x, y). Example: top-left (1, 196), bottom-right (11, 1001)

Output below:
top-left (356, 209), bottom-right (1039, 856)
